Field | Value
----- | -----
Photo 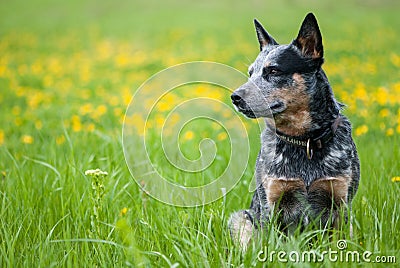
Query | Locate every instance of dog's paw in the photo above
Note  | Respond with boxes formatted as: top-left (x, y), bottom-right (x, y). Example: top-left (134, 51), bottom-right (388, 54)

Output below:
top-left (228, 210), bottom-right (256, 251)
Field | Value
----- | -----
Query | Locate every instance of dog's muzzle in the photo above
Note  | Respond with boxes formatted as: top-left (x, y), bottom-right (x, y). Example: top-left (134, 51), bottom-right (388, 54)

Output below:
top-left (231, 92), bottom-right (256, 118)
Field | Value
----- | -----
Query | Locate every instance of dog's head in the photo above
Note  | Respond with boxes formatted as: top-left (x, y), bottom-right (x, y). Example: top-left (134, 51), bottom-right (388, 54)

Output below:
top-left (232, 13), bottom-right (328, 136)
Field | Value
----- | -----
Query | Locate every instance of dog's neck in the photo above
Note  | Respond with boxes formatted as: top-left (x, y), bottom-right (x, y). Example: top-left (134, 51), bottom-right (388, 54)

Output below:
top-left (266, 114), bottom-right (341, 140)
top-left (265, 105), bottom-right (341, 140)
top-left (264, 69), bottom-right (342, 156)
top-left (265, 113), bottom-right (342, 159)
top-left (308, 69), bottom-right (342, 132)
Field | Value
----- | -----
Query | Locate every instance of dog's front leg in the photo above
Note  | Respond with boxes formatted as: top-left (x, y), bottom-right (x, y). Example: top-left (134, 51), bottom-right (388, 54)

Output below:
top-left (307, 176), bottom-right (349, 229)
top-left (228, 209), bottom-right (257, 251)
top-left (228, 186), bottom-right (271, 250)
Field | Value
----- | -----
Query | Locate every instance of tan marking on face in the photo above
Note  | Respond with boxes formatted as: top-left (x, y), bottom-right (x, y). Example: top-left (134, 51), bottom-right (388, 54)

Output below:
top-left (263, 177), bottom-right (306, 205)
top-left (269, 73), bottom-right (312, 136)
top-left (309, 176), bottom-right (349, 205)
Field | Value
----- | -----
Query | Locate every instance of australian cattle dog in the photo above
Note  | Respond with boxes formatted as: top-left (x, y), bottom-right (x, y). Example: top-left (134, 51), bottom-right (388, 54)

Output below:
top-left (229, 13), bottom-right (360, 250)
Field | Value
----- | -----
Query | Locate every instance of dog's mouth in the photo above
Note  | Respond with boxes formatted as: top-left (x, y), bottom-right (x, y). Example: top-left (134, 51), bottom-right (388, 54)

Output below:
top-left (241, 110), bottom-right (257, 118)
top-left (233, 101), bottom-right (286, 119)
top-left (231, 92), bottom-right (286, 118)
top-left (234, 105), bottom-right (257, 118)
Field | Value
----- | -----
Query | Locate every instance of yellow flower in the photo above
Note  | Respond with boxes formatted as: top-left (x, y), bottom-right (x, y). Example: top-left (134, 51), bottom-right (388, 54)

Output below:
top-left (27, 92), bottom-right (45, 109)
top-left (113, 107), bottom-right (123, 117)
top-left (154, 115), bottom-right (165, 127)
top-left (79, 103), bottom-right (93, 115)
top-left (89, 105), bottom-right (108, 121)
top-left (156, 94), bottom-right (178, 112)
top-left (355, 125), bottom-right (368, 136)
top-left (205, 90), bottom-right (223, 100)
top-left (0, 129), bottom-right (4, 145)
top-left (169, 113), bottom-right (180, 125)
top-left (379, 109), bottom-right (390, 118)
top-left (0, 65), bottom-right (7, 77)
top-left (195, 85), bottom-right (207, 96)
top-left (22, 135), bottom-right (34, 144)
top-left (217, 132), bottom-right (228, 141)
top-left (86, 123), bottom-right (95, 132)
top-left (71, 115), bottom-right (82, 132)
top-left (354, 83), bottom-right (367, 101)
top-left (390, 53), bottom-right (400, 67)
top-left (125, 113), bottom-right (145, 135)
top-left (96, 105), bottom-right (107, 116)
top-left (115, 53), bottom-right (130, 67)
top-left (157, 101), bottom-right (170, 112)
top-left (56, 135), bottom-right (66, 145)
top-left (122, 86), bottom-right (132, 106)
top-left (386, 128), bottom-right (394, 136)
top-left (376, 87), bottom-right (388, 105)
top-left (183, 130), bottom-right (194, 140)
top-left (120, 207), bottom-right (128, 217)
top-left (391, 176), bottom-right (400, 182)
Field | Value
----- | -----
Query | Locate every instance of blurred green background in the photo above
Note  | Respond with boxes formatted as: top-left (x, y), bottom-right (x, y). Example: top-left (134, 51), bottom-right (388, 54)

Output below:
top-left (1, 0), bottom-right (399, 266)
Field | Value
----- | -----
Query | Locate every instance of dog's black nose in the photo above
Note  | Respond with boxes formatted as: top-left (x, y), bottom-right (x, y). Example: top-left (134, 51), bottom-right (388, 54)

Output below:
top-left (231, 93), bottom-right (242, 104)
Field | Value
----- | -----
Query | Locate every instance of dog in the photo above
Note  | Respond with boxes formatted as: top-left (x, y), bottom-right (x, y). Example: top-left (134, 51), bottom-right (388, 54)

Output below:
top-left (228, 13), bottom-right (360, 250)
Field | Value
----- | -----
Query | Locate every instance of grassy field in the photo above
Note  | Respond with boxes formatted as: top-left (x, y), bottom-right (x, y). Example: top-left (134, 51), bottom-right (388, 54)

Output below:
top-left (1, 0), bottom-right (400, 266)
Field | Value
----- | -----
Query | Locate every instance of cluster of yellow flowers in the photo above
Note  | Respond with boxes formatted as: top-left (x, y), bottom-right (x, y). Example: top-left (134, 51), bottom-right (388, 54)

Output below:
top-left (0, 30), bottom-right (399, 147)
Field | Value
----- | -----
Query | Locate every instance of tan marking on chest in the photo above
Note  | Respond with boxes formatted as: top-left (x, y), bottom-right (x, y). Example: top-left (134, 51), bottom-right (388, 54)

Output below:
top-left (262, 176), bottom-right (351, 206)
top-left (308, 176), bottom-right (350, 204)
top-left (263, 177), bottom-right (306, 205)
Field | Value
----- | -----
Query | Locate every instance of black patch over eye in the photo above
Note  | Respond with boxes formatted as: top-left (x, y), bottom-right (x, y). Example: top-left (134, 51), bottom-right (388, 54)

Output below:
top-left (263, 66), bottom-right (282, 80)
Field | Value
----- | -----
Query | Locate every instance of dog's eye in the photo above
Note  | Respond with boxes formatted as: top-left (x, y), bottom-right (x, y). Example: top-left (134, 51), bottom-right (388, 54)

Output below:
top-left (267, 67), bottom-right (281, 75)
top-left (270, 68), bottom-right (279, 75)
top-left (263, 66), bottom-right (282, 80)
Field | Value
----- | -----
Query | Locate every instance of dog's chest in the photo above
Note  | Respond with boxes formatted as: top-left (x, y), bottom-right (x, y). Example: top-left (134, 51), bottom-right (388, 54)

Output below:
top-left (262, 176), bottom-right (350, 207)
top-left (257, 146), bottom-right (352, 207)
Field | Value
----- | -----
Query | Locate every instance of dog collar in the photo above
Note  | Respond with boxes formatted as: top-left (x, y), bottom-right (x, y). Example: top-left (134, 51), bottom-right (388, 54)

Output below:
top-left (274, 115), bottom-right (342, 160)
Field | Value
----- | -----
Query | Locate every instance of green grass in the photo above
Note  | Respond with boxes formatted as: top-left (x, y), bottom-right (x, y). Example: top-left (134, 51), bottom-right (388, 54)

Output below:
top-left (1, 0), bottom-right (400, 266)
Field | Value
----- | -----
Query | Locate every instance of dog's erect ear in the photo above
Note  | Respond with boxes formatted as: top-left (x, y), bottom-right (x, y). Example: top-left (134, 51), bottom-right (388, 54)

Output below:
top-left (254, 19), bottom-right (278, 51)
top-left (294, 13), bottom-right (323, 60)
